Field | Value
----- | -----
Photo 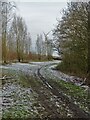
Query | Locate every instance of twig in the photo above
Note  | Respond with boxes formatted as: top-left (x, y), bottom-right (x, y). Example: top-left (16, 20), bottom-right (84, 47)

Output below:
top-left (0, 75), bottom-right (15, 80)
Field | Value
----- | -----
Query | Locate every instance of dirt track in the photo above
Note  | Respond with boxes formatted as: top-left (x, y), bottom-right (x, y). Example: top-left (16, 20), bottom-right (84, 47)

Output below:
top-left (35, 65), bottom-right (90, 118)
top-left (1, 61), bottom-right (90, 119)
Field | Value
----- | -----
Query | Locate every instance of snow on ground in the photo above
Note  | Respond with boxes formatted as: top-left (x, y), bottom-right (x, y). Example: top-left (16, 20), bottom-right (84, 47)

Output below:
top-left (1, 62), bottom-right (41, 76)
top-left (49, 65), bottom-right (87, 87)
top-left (30, 60), bottom-right (60, 65)
top-left (0, 60), bottom-right (60, 76)
top-left (39, 63), bottom-right (86, 87)
top-left (0, 60), bottom-right (86, 87)
top-left (0, 61), bottom-right (89, 118)
top-left (2, 78), bottom-right (42, 118)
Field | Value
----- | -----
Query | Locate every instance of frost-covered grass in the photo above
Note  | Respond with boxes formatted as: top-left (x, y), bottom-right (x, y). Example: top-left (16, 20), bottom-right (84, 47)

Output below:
top-left (1, 61), bottom-right (89, 119)
top-left (39, 64), bottom-right (89, 113)
top-left (48, 78), bottom-right (89, 113)
top-left (1, 68), bottom-right (42, 119)
top-left (3, 105), bottom-right (39, 119)
top-left (1, 67), bottom-right (74, 119)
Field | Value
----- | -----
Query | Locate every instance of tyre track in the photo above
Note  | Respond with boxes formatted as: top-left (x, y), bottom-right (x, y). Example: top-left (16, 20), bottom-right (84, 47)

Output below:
top-left (36, 64), bottom-right (90, 118)
top-left (33, 69), bottom-right (62, 118)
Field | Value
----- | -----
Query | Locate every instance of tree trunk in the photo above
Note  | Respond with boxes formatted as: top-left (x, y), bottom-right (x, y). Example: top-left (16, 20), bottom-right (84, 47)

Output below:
top-left (18, 58), bottom-right (20, 62)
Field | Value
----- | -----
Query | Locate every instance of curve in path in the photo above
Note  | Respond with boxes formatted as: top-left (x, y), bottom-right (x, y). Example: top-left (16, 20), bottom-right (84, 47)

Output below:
top-left (36, 64), bottom-right (90, 118)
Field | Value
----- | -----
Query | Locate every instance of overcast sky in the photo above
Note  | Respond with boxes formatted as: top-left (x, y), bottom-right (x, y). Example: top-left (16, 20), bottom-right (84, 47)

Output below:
top-left (9, 0), bottom-right (68, 50)
top-left (10, 0), bottom-right (69, 2)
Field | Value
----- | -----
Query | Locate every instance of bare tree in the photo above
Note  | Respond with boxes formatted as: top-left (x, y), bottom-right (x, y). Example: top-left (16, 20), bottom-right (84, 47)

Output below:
top-left (47, 39), bottom-right (53, 60)
top-left (43, 31), bottom-right (53, 60)
top-left (1, 1), bottom-right (16, 63)
top-left (25, 32), bottom-right (31, 55)
top-left (11, 15), bottom-right (31, 62)
top-left (36, 34), bottom-right (43, 60)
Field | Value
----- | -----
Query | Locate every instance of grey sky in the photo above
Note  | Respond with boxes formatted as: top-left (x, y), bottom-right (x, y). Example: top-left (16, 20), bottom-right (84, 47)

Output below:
top-left (10, 0), bottom-right (69, 2)
top-left (11, 1), bottom-right (67, 50)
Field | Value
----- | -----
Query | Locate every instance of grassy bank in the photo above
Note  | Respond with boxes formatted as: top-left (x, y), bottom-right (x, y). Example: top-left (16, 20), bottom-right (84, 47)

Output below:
top-left (47, 77), bottom-right (89, 114)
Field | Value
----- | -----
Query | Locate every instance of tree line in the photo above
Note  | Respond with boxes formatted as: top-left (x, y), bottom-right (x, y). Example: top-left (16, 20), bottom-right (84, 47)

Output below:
top-left (36, 33), bottom-right (53, 61)
top-left (53, 2), bottom-right (90, 86)
top-left (0, 1), bottom-right (53, 64)
top-left (0, 1), bottom-right (31, 63)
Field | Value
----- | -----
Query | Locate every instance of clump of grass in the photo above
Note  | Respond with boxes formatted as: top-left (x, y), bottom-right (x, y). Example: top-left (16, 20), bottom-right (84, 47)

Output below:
top-left (51, 78), bottom-right (89, 112)
top-left (58, 80), bottom-right (87, 98)
top-left (2, 105), bottom-right (39, 119)
top-left (2, 68), bottom-right (16, 77)
top-left (2, 68), bottom-right (31, 88)
top-left (17, 72), bottom-right (31, 88)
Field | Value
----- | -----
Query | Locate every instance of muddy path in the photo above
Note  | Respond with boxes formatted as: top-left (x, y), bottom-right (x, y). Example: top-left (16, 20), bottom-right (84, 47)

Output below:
top-left (24, 72), bottom-right (73, 118)
top-left (1, 61), bottom-right (90, 119)
top-left (36, 65), bottom-right (90, 118)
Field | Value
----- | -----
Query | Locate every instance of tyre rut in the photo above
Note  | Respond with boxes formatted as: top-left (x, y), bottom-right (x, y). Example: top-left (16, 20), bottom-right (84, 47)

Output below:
top-left (36, 65), bottom-right (90, 118)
